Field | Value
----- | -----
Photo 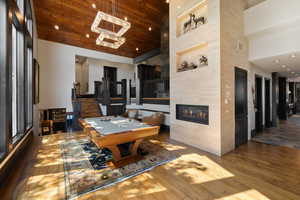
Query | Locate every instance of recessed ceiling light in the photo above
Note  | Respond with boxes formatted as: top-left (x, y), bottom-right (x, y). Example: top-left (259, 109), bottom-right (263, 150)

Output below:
top-left (136, 48), bottom-right (139, 51)
top-left (291, 54), bottom-right (296, 58)
top-left (177, 5), bottom-right (181, 9)
top-left (92, 3), bottom-right (96, 9)
top-left (282, 65), bottom-right (287, 68)
top-left (124, 17), bottom-right (128, 21)
top-left (86, 34), bottom-right (90, 38)
top-left (166, 0), bottom-right (169, 3)
top-left (148, 27), bottom-right (152, 31)
top-left (274, 59), bottom-right (280, 63)
top-left (54, 25), bottom-right (59, 30)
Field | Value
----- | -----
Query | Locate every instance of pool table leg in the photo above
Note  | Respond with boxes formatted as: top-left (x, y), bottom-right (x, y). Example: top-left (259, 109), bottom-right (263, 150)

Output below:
top-left (130, 139), bottom-right (143, 156)
top-left (106, 145), bottom-right (122, 161)
top-left (107, 139), bottom-right (144, 163)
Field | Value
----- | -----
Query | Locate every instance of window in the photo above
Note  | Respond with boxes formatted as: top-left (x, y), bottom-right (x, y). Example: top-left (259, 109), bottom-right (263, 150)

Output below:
top-left (12, 24), bottom-right (18, 138)
top-left (17, 0), bottom-right (24, 14)
top-left (0, 0), bottom-right (34, 162)
top-left (17, 30), bottom-right (25, 137)
top-left (24, 0), bottom-right (33, 130)
top-left (11, 19), bottom-right (26, 141)
top-left (0, 0), bottom-right (7, 158)
top-left (25, 47), bottom-right (33, 129)
top-left (26, 18), bottom-right (32, 37)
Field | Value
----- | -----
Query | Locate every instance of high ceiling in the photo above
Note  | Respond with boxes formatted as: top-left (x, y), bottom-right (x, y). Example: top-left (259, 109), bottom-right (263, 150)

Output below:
top-left (33, 0), bottom-right (169, 58)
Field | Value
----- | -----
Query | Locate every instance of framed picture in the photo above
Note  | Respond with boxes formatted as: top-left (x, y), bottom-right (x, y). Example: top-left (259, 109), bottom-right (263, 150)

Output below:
top-left (33, 58), bottom-right (40, 104)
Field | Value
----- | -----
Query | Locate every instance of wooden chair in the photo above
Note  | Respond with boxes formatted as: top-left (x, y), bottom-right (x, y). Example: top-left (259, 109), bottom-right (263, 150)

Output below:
top-left (41, 120), bottom-right (53, 135)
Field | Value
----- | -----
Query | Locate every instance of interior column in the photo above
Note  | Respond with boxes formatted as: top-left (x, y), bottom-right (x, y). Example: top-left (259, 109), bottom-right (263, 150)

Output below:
top-left (272, 72), bottom-right (278, 127)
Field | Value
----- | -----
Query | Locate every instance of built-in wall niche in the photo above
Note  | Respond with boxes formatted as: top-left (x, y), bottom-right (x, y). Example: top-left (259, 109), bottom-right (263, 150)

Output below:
top-left (176, 42), bottom-right (208, 72)
top-left (176, 0), bottom-right (208, 37)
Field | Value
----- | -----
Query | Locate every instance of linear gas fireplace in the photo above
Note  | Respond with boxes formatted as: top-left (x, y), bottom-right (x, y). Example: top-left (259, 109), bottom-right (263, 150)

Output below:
top-left (176, 104), bottom-right (209, 125)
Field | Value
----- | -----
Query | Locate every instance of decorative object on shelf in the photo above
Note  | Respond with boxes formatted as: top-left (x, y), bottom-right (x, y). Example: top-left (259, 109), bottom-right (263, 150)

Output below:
top-left (180, 61), bottom-right (188, 69)
top-left (199, 55), bottom-right (208, 66)
top-left (91, 0), bottom-right (131, 49)
top-left (183, 14), bottom-right (195, 33)
top-left (178, 55), bottom-right (208, 72)
top-left (178, 61), bottom-right (198, 72)
top-left (176, 1), bottom-right (208, 37)
top-left (189, 62), bottom-right (197, 69)
top-left (193, 16), bottom-right (206, 28)
top-left (183, 13), bottom-right (206, 34)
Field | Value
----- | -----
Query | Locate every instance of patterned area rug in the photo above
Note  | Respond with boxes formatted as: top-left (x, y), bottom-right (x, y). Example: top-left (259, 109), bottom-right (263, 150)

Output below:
top-left (61, 137), bottom-right (177, 200)
top-left (252, 115), bottom-right (300, 150)
top-left (253, 132), bottom-right (300, 150)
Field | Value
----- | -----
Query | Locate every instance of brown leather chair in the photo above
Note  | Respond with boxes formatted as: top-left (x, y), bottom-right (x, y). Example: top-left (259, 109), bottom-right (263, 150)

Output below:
top-left (41, 120), bottom-right (53, 135)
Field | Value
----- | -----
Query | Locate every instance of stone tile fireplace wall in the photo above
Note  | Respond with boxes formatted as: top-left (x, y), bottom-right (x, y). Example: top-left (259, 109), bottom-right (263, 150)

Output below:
top-left (170, 0), bottom-right (222, 156)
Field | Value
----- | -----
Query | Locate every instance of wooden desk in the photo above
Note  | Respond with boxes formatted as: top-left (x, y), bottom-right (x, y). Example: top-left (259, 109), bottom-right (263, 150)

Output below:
top-left (79, 117), bottom-right (159, 167)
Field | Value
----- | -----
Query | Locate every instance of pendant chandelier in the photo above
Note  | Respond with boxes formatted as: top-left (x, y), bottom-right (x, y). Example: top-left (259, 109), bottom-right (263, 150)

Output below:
top-left (91, 0), bottom-right (131, 49)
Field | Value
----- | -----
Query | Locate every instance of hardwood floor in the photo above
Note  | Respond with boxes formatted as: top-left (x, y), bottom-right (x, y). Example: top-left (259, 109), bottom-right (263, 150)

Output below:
top-left (1, 131), bottom-right (300, 200)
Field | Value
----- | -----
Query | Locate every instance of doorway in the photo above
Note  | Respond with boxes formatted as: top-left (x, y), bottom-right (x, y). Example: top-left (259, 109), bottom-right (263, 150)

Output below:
top-left (278, 77), bottom-right (287, 120)
top-left (235, 67), bottom-right (248, 147)
top-left (255, 76), bottom-right (263, 134)
top-left (265, 79), bottom-right (271, 128)
top-left (104, 66), bottom-right (117, 97)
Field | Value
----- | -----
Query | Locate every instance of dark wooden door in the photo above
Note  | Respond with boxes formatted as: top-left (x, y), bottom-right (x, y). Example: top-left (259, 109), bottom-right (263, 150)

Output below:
top-left (235, 67), bottom-right (248, 147)
top-left (104, 66), bottom-right (117, 97)
top-left (265, 79), bottom-right (271, 128)
top-left (278, 77), bottom-right (287, 120)
top-left (255, 76), bottom-right (263, 134)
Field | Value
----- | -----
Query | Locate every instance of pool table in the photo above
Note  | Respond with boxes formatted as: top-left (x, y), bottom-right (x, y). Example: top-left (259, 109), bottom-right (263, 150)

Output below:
top-left (79, 116), bottom-right (160, 167)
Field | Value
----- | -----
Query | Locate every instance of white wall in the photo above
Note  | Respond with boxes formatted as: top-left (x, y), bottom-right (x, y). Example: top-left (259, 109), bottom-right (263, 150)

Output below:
top-left (244, 0), bottom-right (300, 61)
top-left (248, 26), bottom-right (300, 61)
top-left (38, 39), bottom-right (133, 111)
top-left (245, 0), bottom-right (300, 36)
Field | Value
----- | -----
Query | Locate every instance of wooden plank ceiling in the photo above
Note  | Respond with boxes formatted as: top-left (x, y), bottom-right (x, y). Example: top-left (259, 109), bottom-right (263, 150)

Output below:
top-left (33, 0), bottom-right (169, 58)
